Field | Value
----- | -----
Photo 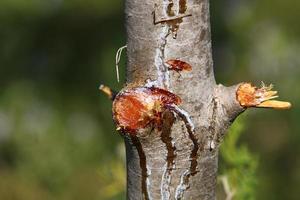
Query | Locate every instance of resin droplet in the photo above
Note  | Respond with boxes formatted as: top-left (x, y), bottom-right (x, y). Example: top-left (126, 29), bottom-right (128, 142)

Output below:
top-left (165, 59), bottom-right (192, 72)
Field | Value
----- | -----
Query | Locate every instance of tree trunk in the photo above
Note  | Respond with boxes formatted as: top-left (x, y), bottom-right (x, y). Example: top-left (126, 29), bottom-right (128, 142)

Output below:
top-left (96, 0), bottom-right (292, 199)
top-left (124, 0), bottom-right (242, 199)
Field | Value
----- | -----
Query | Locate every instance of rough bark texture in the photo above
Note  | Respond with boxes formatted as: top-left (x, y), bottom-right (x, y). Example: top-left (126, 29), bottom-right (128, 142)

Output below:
top-left (124, 0), bottom-right (243, 199)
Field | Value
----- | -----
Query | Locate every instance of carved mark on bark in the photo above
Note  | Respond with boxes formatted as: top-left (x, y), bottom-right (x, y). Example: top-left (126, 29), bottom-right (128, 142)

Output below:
top-left (154, 0), bottom-right (192, 39)
top-left (160, 111), bottom-right (176, 200)
top-left (131, 136), bottom-right (150, 200)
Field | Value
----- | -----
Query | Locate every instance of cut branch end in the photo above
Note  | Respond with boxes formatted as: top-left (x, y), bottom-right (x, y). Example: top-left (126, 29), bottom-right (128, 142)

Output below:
top-left (236, 82), bottom-right (291, 110)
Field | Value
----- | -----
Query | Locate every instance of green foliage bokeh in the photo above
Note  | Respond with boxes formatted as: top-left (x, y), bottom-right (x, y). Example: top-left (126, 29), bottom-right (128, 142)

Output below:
top-left (219, 115), bottom-right (258, 199)
top-left (0, 0), bottom-right (299, 199)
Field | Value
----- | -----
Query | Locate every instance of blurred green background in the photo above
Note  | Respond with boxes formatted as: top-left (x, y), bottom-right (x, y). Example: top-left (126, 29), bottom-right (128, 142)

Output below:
top-left (0, 0), bottom-right (298, 199)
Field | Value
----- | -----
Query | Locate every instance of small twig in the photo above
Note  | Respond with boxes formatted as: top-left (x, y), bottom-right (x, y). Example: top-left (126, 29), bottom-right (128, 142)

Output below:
top-left (115, 45), bottom-right (127, 83)
top-left (220, 175), bottom-right (235, 200)
top-left (99, 84), bottom-right (115, 100)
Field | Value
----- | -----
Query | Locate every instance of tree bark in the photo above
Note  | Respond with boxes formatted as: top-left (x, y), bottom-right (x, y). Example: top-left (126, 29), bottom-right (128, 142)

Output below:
top-left (124, 0), bottom-right (244, 199)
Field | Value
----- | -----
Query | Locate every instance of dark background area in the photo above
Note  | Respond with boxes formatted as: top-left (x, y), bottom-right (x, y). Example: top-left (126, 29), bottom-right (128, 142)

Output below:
top-left (0, 0), bottom-right (298, 199)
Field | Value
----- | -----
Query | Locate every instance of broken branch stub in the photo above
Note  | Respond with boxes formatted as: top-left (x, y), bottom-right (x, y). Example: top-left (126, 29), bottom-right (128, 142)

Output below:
top-left (236, 82), bottom-right (291, 109)
top-left (112, 86), bottom-right (181, 135)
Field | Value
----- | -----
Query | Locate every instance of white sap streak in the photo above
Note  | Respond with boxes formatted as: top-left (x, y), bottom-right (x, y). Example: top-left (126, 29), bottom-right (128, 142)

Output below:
top-left (171, 105), bottom-right (196, 199)
top-left (175, 170), bottom-right (190, 200)
top-left (145, 79), bottom-right (159, 87)
top-left (160, 163), bottom-right (171, 200)
top-left (147, 165), bottom-right (153, 200)
top-left (171, 105), bottom-right (195, 132)
top-left (210, 140), bottom-right (216, 150)
top-left (154, 25), bottom-right (170, 89)
top-left (162, 0), bottom-right (170, 18)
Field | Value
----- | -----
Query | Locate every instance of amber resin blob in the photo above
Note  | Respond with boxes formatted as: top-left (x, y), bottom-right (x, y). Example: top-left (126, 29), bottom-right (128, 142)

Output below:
top-left (112, 86), bottom-right (182, 134)
top-left (165, 59), bottom-right (192, 72)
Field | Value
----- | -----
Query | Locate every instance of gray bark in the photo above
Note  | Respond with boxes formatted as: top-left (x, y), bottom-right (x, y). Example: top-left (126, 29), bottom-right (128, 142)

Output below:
top-left (124, 0), bottom-right (244, 199)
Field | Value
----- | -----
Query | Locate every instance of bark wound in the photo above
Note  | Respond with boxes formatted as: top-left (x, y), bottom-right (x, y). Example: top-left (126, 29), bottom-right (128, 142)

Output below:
top-left (160, 111), bottom-right (176, 199)
top-left (112, 87), bottom-right (181, 134)
top-left (131, 136), bottom-right (150, 200)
